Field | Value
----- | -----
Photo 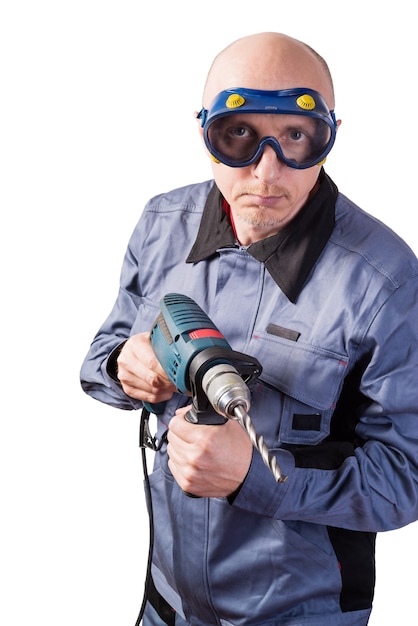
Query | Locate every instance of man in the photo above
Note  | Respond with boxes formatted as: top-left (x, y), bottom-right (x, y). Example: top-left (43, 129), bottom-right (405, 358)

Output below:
top-left (80, 32), bottom-right (418, 625)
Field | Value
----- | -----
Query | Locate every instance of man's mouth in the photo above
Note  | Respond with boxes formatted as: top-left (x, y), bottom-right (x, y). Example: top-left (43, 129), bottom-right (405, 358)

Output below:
top-left (245, 194), bottom-right (286, 207)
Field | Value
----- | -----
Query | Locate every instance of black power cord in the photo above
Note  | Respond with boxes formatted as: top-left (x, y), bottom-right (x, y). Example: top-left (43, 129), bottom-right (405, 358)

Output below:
top-left (134, 444), bottom-right (154, 625)
top-left (135, 409), bottom-right (169, 625)
top-left (134, 408), bottom-right (155, 625)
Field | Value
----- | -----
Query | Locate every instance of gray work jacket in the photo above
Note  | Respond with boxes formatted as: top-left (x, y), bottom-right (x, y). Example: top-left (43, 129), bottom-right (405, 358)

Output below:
top-left (80, 172), bottom-right (418, 625)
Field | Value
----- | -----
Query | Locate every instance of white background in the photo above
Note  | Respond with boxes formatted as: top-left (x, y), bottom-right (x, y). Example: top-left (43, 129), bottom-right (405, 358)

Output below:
top-left (1, 1), bottom-right (417, 624)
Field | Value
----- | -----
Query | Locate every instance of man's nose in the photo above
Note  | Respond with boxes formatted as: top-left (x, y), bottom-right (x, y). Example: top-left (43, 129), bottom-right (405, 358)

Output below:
top-left (253, 144), bottom-right (286, 182)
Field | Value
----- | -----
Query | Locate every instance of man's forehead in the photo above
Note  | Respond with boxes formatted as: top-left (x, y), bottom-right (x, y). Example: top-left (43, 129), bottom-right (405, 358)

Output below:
top-left (204, 44), bottom-right (333, 108)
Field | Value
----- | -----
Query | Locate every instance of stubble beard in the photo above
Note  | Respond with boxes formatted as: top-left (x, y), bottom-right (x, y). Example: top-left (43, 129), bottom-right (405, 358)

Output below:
top-left (236, 208), bottom-right (290, 230)
top-left (234, 186), bottom-right (292, 230)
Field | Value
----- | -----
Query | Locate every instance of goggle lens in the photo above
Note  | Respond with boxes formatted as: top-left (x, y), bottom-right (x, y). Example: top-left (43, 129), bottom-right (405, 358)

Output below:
top-left (207, 114), bottom-right (332, 168)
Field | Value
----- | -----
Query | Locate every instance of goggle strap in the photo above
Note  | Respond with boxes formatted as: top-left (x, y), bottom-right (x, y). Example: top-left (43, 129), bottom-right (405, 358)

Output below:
top-left (196, 108), bottom-right (208, 127)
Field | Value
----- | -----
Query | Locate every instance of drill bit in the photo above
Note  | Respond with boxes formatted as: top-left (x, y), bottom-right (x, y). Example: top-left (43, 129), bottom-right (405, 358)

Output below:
top-left (233, 405), bottom-right (287, 483)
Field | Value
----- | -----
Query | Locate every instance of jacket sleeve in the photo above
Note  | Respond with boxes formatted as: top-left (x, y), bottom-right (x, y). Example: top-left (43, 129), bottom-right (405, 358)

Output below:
top-left (80, 181), bottom-right (212, 411)
top-left (80, 221), bottom-right (146, 411)
top-left (233, 277), bottom-right (418, 533)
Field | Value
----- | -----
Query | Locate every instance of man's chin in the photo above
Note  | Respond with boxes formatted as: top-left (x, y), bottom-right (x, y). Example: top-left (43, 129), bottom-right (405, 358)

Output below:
top-left (237, 205), bottom-right (288, 229)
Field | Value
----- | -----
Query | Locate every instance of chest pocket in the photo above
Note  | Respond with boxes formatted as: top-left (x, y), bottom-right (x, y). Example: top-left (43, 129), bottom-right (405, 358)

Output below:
top-left (250, 331), bottom-right (350, 445)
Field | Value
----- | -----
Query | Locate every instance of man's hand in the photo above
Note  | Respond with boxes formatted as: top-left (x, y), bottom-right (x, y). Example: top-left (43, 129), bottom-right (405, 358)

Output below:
top-left (167, 406), bottom-right (253, 498)
top-left (116, 332), bottom-right (176, 402)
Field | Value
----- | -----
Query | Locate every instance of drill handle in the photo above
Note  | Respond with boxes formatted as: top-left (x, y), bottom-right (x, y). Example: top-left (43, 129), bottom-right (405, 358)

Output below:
top-left (143, 400), bottom-right (167, 415)
top-left (185, 392), bottom-right (228, 425)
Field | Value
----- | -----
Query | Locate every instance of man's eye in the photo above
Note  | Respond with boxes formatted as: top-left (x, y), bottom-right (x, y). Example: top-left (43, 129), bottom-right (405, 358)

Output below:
top-left (224, 124), bottom-right (254, 140)
top-left (235, 126), bottom-right (247, 136)
top-left (289, 129), bottom-right (305, 141)
top-left (229, 125), bottom-right (250, 138)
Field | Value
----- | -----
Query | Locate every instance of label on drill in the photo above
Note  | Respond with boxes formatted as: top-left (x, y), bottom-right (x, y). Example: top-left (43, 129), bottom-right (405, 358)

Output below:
top-left (189, 329), bottom-right (224, 340)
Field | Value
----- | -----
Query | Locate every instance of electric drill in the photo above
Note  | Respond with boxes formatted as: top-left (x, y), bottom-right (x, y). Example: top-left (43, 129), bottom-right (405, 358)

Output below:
top-left (145, 293), bottom-right (287, 483)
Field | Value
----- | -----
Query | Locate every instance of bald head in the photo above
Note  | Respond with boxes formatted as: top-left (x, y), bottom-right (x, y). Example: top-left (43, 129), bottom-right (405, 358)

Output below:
top-left (203, 32), bottom-right (335, 110)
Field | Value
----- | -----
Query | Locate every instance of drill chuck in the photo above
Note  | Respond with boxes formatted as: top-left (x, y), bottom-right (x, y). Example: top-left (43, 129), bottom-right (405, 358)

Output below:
top-left (201, 363), bottom-right (251, 418)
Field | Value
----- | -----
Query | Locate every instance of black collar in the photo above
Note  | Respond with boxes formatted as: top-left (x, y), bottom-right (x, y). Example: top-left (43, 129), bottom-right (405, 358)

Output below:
top-left (186, 170), bottom-right (338, 302)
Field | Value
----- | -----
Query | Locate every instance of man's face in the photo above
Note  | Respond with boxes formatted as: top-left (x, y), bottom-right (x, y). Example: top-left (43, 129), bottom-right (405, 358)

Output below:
top-left (202, 112), bottom-right (325, 245)
top-left (198, 33), bottom-right (340, 244)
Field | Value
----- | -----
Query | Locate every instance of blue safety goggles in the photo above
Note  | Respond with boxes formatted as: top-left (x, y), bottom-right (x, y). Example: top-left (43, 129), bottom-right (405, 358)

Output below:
top-left (197, 87), bottom-right (337, 169)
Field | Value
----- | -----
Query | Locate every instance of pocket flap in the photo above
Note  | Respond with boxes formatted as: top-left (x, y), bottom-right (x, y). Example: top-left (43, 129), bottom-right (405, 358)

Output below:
top-left (251, 333), bottom-right (349, 411)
